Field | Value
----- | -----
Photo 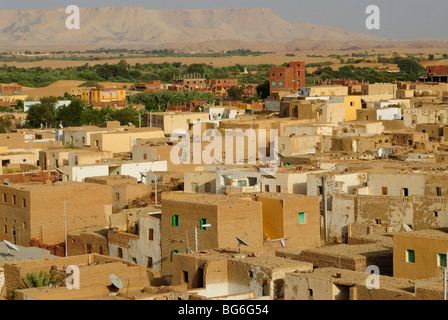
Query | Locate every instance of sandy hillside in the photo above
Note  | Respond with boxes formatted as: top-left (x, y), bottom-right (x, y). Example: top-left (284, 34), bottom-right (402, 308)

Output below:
top-left (21, 80), bottom-right (134, 100)
top-left (0, 6), bottom-right (381, 48)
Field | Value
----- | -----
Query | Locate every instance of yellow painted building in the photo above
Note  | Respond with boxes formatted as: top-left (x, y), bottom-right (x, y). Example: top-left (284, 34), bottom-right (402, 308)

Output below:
top-left (344, 96), bottom-right (362, 122)
top-left (240, 194), bottom-right (321, 249)
top-left (0, 95), bottom-right (28, 103)
top-left (71, 87), bottom-right (126, 104)
top-left (393, 230), bottom-right (448, 280)
top-left (234, 103), bottom-right (251, 110)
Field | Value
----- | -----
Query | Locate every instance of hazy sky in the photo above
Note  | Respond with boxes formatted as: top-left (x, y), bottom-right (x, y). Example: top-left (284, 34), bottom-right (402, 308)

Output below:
top-left (1, 0), bottom-right (446, 40)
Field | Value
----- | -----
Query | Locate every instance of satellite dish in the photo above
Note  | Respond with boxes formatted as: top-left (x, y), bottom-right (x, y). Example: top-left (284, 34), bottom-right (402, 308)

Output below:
top-left (4, 179), bottom-right (9, 185)
top-left (214, 157), bottom-right (224, 165)
top-left (109, 274), bottom-right (123, 290)
top-left (275, 151), bottom-right (286, 158)
top-left (255, 167), bottom-right (276, 179)
top-left (4, 240), bottom-right (20, 255)
top-left (235, 236), bottom-right (249, 248)
top-left (280, 239), bottom-right (286, 248)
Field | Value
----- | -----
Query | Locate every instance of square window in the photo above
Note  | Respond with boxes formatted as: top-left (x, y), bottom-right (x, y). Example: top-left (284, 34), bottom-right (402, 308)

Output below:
top-left (205, 183), bottom-right (211, 193)
top-left (172, 215), bottom-right (179, 227)
top-left (438, 253), bottom-right (447, 267)
top-left (182, 271), bottom-right (189, 283)
top-left (192, 183), bottom-right (198, 193)
top-left (148, 228), bottom-right (154, 241)
top-left (298, 212), bottom-right (306, 224)
top-left (200, 218), bottom-right (208, 230)
top-left (402, 188), bottom-right (409, 197)
top-left (406, 249), bottom-right (415, 263)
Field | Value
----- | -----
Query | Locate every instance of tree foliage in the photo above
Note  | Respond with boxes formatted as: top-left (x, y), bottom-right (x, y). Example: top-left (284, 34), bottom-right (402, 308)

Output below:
top-left (26, 97), bottom-right (57, 128)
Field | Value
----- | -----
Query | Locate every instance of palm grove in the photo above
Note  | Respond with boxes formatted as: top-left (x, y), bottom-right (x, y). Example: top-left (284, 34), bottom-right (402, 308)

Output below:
top-left (4, 55), bottom-right (426, 130)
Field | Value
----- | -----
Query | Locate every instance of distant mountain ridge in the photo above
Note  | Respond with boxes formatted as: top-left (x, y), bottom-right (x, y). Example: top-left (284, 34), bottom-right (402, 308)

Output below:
top-left (0, 6), bottom-right (383, 49)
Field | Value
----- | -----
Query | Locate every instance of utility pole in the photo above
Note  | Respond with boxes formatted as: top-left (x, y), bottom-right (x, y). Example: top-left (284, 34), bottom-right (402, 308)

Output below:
top-left (322, 177), bottom-right (328, 244)
top-left (195, 227), bottom-right (198, 252)
top-left (154, 172), bottom-right (158, 205)
top-left (64, 201), bottom-right (67, 257)
top-left (444, 250), bottom-right (448, 300)
top-left (444, 265), bottom-right (447, 301)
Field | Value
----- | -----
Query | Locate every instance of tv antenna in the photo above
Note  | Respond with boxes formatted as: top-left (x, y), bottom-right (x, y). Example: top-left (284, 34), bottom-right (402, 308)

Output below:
top-left (3, 240), bottom-right (20, 255)
top-left (235, 235), bottom-right (249, 253)
top-left (139, 172), bottom-right (147, 181)
top-left (109, 274), bottom-right (124, 291)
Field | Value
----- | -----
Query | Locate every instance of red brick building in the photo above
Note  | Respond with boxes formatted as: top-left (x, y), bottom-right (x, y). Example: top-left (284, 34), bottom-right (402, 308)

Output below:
top-left (133, 81), bottom-right (162, 91)
top-left (173, 78), bottom-right (207, 91)
top-left (0, 85), bottom-right (22, 96)
top-left (207, 79), bottom-right (238, 94)
top-left (269, 62), bottom-right (306, 94)
top-left (426, 65), bottom-right (448, 82)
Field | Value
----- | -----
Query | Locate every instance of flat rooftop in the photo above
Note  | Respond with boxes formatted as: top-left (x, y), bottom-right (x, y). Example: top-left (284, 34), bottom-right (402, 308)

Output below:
top-left (288, 267), bottom-right (415, 291)
top-left (163, 194), bottom-right (259, 206)
top-left (0, 181), bottom-right (107, 191)
top-left (68, 226), bottom-right (109, 238)
top-left (84, 175), bottom-right (138, 186)
top-left (394, 228), bottom-right (448, 240)
top-left (300, 241), bottom-right (393, 259)
top-left (63, 126), bottom-right (110, 132)
top-left (230, 255), bottom-right (313, 270)
top-left (230, 192), bottom-right (317, 201)
top-left (178, 249), bottom-right (313, 270)
top-left (0, 242), bottom-right (57, 264)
